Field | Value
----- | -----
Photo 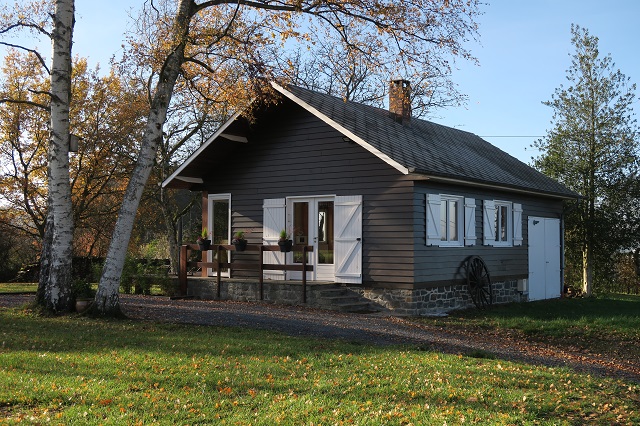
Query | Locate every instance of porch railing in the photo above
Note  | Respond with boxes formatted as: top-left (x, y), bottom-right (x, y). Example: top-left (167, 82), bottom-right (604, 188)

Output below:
top-left (179, 244), bottom-right (314, 302)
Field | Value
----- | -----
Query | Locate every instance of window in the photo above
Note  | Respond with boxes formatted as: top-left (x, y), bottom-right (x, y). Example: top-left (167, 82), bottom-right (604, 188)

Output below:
top-left (440, 196), bottom-right (462, 245)
top-left (494, 201), bottom-right (511, 244)
top-left (426, 194), bottom-right (476, 247)
top-left (482, 200), bottom-right (523, 246)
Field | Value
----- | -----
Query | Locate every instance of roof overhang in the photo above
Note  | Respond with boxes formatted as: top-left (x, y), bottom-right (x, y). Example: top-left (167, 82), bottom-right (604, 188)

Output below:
top-left (408, 172), bottom-right (580, 200)
top-left (162, 109), bottom-right (245, 189)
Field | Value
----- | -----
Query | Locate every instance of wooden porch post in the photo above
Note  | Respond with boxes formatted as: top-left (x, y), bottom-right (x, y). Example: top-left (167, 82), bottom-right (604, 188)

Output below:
top-left (179, 244), bottom-right (187, 295)
top-left (259, 245), bottom-right (264, 300)
top-left (201, 192), bottom-right (208, 278)
top-left (216, 244), bottom-right (222, 298)
top-left (302, 245), bottom-right (308, 303)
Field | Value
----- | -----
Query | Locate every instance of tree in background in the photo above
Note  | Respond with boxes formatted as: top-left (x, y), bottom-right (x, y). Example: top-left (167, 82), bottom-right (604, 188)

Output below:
top-left (94, 0), bottom-right (481, 315)
top-left (68, 60), bottom-right (145, 257)
top-left (0, 51), bottom-right (144, 256)
top-left (0, 50), bottom-right (49, 241)
top-left (533, 25), bottom-right (639, 296)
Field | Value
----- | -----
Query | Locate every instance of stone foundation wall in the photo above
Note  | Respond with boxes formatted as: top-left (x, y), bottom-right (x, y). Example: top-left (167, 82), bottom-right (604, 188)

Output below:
top-left (187, 278), bottom-right (322, 306)
top-left (187, 278), bottom-right (527, 315)
top-left (349, 280), bottom-right (527, 316)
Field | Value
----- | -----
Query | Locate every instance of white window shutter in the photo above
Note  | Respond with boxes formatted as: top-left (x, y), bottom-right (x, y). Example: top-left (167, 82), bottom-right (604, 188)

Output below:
top-left (483, 199), bottom-right (496, 246)
top-left (426, 194), bottom-right (441, 246)
top-left (262, 198), bottom-right (286, 279)
top-left (464, 198), bottom-right (476, 246)
top-left (334, 195), bottom-right (362, 284)
top-left (513, 203), bottom-right (523, 246)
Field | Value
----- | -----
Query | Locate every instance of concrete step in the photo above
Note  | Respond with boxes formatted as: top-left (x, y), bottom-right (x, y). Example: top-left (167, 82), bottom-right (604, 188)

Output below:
top-left (313, 285), bottom-right (381, 313)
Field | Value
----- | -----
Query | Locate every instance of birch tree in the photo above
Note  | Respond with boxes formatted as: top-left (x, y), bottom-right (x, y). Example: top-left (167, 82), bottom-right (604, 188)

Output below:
top-left (1, 0), bottom-right (76, 312)
top-left (39, 0), bottom-right (75, 312)
top-left (534, 25), bottom-right (639, 296)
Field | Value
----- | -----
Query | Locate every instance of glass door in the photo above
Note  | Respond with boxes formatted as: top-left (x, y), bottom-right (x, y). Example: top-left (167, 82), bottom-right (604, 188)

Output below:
top-left (289, 197), bottom-right (335, 281)
top-left (208, 194), bottom-right (231, 277)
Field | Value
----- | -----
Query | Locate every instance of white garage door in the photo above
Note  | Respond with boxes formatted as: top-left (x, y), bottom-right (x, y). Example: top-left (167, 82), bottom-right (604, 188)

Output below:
top-left (528, 217), bottom-right (561, 301)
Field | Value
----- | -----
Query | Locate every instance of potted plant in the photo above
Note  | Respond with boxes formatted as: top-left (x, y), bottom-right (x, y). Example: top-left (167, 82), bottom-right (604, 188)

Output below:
top-left (73, 279), bottom-right (95, 313)
top-left (197, 227), bottom-right (211, 251)
top-left (232, 230), bottom-right (248, 252)
top-left (278, 229), bottom-right (293, 252)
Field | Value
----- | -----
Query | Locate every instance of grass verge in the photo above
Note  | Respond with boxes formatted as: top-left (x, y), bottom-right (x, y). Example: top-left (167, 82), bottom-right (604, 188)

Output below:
top-left (1, 307), bottom-right (639, 425)
top-left (419, 294), bottom-right (640, 359)
top-left (0, 283), bottom-right (37, 294)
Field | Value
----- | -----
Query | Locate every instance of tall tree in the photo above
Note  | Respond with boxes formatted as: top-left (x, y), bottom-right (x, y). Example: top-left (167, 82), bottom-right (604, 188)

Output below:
top-left (39, 0), bottom-right (75, 312)
top-left (94, 0), bottom-right (481, 315)
top-left (533, 25), bottom-right (639, 296)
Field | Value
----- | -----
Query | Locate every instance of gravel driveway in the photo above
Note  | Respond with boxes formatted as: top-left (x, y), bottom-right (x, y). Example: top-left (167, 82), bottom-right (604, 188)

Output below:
top-left (2, 293), bottom-right (639, 384)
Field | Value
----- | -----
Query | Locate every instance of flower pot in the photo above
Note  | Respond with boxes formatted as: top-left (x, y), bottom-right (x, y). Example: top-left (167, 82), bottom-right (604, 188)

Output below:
top-left (278, 239), bottom-right (293, 252)
top-left (233, 239), bottom-right (247, 252)
top-left (75, 298), bottom-right (92, 313)
top-left (198, 239), bottom-right (211, 251)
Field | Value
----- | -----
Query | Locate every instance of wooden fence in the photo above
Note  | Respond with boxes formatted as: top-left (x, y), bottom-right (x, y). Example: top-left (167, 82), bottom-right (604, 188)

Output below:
top-left (179, 244), bottom-right (314, 302)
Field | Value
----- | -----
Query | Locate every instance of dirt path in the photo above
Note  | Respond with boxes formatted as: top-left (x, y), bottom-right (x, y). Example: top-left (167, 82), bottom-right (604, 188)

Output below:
top-left (3, 293), bottom-right (638, 384)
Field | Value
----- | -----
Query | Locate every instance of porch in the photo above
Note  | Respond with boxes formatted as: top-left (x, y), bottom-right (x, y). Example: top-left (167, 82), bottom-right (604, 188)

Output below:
top-left (178, 243), bottom-right (380, 313)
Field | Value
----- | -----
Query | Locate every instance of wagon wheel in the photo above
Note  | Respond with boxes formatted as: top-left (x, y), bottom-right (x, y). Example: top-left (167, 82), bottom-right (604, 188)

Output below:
top-left (465, 256), bottom-right (493, 309)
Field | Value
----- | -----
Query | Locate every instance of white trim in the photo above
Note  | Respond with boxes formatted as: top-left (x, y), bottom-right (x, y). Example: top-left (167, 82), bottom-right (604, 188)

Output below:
top-left (286, 194), bottom-right (336, 200)
top-left (464, 197), bottom-right (477, 246)
top-left (425, 193), bottom-right (441, 246)
top-left (220, 133), bottom-right (248, 143)
top-left (162, 109), bottom-right (244, 188)
top-left (483, 200), bottom-right (496, 246)
top-left (271, 82), bottom-right (410, 175)
top-left (263, 198), bottom-right (286, 279)
top-left (207, 193), bottom-right (232, 278)
top-left (175, 176), bottom-right (203, 184)
top-left (513, 203), bottom-right (523, 246)
top-left (334, 195), bottom-right (363, 284)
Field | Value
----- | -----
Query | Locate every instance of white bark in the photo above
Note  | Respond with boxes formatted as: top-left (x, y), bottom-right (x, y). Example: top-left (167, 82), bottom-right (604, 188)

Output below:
top-left (42, 0), bottom-right (74, 312)
top-left (95, 0), bottom-right (193, 314)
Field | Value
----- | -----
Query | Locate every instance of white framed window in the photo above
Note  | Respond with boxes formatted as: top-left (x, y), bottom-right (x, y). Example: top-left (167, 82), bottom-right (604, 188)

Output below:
top-left (494, 201), bottom-right (511, 245)
top-left (483, 200), bottom-right (523, 247)
top-left (426, 194), bottom-right (476, 247)
top-left (439, 195), bottom-right (463, 246)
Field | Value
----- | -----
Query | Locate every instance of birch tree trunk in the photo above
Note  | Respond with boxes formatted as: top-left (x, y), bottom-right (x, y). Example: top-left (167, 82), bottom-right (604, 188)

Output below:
top-left (93, 0), bottom-right (193, 315)
top-left (38, 0), bottom-right (75, 313)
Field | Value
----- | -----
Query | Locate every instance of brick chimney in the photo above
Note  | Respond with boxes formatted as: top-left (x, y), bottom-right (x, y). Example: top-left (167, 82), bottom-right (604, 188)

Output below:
top-left (389, 79), bottom-right (411, 123)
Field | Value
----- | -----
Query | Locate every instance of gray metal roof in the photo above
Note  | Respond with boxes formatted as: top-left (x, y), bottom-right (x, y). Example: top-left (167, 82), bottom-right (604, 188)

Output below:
top-left (282, 84), bottom-right (578, 199)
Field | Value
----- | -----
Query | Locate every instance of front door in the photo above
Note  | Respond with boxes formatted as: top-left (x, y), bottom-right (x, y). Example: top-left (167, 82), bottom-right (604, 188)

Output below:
top-left (288, 197), bottom-right (335, 281)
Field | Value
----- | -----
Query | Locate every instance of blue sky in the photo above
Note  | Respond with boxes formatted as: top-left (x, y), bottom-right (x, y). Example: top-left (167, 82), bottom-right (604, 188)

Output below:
top-left (7, 0), bottom-right (640, 163)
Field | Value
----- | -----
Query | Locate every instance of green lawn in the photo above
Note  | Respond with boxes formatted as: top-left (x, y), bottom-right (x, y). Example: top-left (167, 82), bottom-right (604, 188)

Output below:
top-left (0, 283), bottom-right (37, 293)
top-left (419, 294), bottom-right (640, 360)
top-left (0, 282), bottom-right (167, 296)
top-left (1, 303), bottom-right (639, 424)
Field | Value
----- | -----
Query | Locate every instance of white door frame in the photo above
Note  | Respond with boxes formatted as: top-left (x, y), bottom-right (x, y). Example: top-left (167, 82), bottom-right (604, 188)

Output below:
top-left (207, 193), bottom-right (231, 278)
top-left (286, 195), bottom-right (336, 282)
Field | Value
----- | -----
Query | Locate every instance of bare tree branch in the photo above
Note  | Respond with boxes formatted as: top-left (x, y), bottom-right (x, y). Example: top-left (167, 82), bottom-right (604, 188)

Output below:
top-left (0, 98), bottom-right (50, 111)
top-left (0, 42), bottom-right (51, 74)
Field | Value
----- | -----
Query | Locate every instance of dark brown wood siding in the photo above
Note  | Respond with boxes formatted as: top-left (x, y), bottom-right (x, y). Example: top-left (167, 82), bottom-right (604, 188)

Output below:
top-left (413, 181), bottom-right (565, 287)
top-left (198, 99), bottom-right (415, 286)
